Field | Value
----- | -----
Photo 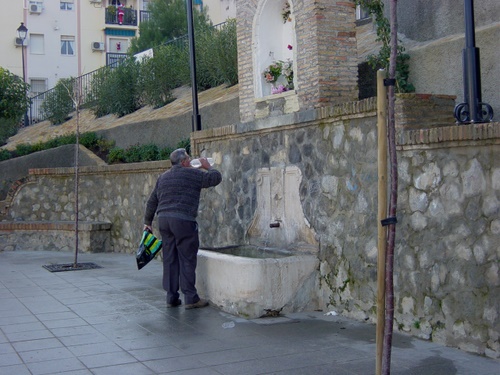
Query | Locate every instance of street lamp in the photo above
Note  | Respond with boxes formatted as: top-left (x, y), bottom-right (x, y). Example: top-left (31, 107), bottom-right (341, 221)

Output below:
top-left (186, 0), bottom-right (201, 132)
top-left (17, 22), bottom-right (29, 126)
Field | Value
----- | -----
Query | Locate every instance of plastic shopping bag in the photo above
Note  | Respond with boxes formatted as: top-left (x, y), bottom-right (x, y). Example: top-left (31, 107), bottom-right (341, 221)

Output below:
top-left (136, 229), bottom-right (162, 270)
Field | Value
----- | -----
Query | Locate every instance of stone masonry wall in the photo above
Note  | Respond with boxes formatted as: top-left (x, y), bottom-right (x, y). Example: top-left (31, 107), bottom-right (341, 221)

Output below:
top-left (396, 142), bottom-right (499, 356)
top-left (2, 105), bottom-right (499, 357)
top-left (3, 162), bottom-right (170, 253)
top-left (191, 110), bottom-right (500, 358)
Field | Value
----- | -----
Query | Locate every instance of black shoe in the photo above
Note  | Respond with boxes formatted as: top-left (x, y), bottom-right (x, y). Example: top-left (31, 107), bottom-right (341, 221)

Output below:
top-left (167, 299), bottom-right (182, 308)
top-left (185, 299), bottom-right (209, 310)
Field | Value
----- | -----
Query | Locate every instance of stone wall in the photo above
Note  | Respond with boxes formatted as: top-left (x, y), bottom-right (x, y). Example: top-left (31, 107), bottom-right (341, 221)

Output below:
top-left (0, 145), bottom-right (105, 201)
top-left (2, 102), bottom-right (499, 357)
top-left (396, 141), bottom-right (499, 356)
top-left (3, 162), bottom-right (170, 253)
top-left (191, 106), bottom-right (499, 358)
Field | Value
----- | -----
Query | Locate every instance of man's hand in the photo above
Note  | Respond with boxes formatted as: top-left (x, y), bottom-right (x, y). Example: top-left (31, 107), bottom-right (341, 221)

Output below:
top-left (144, 224), bottom-right (152, 232)
top-left (200, 157), bottom-right (212, 170)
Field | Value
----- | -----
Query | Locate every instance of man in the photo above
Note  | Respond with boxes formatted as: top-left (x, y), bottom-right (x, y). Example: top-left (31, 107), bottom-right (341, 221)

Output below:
top-left (144, 148), bottom-right (222, 309)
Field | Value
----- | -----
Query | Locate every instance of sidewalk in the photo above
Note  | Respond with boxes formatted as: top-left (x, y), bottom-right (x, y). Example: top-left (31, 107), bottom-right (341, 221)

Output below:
top-left (0, 250), bottom-right (498, 375)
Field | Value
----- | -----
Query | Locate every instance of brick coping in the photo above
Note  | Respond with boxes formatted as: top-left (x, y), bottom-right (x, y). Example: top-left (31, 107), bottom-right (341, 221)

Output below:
top-left (398, 121), bottom-right (500, 148)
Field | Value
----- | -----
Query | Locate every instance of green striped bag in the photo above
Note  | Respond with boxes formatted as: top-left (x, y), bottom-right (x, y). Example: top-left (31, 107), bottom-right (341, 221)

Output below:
top-left (136, 229), bottom-right (162, 270)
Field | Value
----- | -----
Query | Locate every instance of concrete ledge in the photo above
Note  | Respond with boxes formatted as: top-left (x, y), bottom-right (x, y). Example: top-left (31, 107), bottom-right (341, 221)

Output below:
top-left (0, 221), bottom-right (112, 253)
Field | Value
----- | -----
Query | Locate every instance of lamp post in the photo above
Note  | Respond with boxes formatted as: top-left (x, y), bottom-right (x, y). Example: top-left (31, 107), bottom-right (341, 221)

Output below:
top-left (453, 0), bottom-right (493, 123)
top-left (17, 22), bottom-right (29, 126)
top-left (186, 0), bottom-right (201, 132)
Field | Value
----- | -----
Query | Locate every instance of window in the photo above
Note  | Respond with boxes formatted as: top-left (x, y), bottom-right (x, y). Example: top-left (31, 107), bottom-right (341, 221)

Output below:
top-left (30, 79), bottom-right (48, 99)
top-left (60, 1), bottom-right (74, 10)
top-left (61, 36), bottom-right (75, 55)
top-left (30, 34), bottom-right (45, 55)
top-left (356, 5), bottom-right (370, 20)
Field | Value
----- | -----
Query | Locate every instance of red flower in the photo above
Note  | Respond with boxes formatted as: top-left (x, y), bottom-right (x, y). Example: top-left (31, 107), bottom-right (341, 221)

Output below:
top-left (287, 45), bottom-right (293, 50)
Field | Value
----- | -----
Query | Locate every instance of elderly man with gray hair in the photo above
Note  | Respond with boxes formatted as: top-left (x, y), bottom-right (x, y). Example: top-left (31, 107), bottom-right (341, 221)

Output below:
top-left (144, 148), bottom-right (222, 309)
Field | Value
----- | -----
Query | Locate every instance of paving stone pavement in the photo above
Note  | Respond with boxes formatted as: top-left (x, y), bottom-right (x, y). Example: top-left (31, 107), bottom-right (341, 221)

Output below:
top-left (0, 250), bottom-right (498, 375)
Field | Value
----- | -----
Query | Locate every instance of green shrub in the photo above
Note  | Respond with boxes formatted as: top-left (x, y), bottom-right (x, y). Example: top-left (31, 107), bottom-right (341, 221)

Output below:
top-left (44, 137), bottom-right (63, 149)
top-left (176, 138), bottom-right (191, 155)
top-left (139, 144), bottom-right (160, 161)
top-left (194, 19), bottom-right (238, 89)
top-left (93, 59), bottom-right (142, 118)
top-left (0, 118), bottom-right (20, 146)
top-left (89, 67), bottom-right (113, 118)
top-left (15, 143), bottom-right (34, 157)
top-left (159, 146), bottom-right (174, 160)
top-left (79, 132), bottom-right (100, 149)
top-left (30, 141), bottom-right (50, 152)
top-left (0, 149), bottom-right (12, 162)
top-left (60, 134), bottom-right (77, 145)
top-left (40, 78), bottom-right (75, 125)
top-left (123, 144), bottom-right (143, 163)
top-left (138, 44), bottom-right (186, 108)
top-left (107, 147), bottom-right (126, 164)
top-left (95, 138), bottom-right (115, 154)
top-left (215, 19), bottom-right (238, 86)
top-left (0, 67), bottom-right (30, 125)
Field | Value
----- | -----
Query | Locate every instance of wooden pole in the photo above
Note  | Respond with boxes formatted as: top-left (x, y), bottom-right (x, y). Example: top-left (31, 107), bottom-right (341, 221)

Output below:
top-left (376, 68), bottom-right (388, 375)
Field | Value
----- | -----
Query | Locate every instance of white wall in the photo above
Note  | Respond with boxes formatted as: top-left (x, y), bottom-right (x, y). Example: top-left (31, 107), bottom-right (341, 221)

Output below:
top-left (203, 0), bottom-right (236, 25)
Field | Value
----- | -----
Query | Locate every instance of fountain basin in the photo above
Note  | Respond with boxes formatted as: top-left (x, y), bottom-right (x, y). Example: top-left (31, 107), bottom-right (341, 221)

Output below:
top-left (196, 246), bottom-right (319, 318)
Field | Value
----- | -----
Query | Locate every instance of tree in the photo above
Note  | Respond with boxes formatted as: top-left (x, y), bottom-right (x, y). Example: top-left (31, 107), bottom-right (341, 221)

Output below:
top-left (129, 0), bottom-right (211, 54)
top-left (382, 0), bottom-right (399, 374)
top-left (0, 67), bottom-right (30, 145)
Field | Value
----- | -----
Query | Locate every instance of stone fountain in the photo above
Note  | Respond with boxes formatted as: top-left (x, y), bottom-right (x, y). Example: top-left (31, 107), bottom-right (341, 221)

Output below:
top-left (196, 166), bottom-right (319, 318)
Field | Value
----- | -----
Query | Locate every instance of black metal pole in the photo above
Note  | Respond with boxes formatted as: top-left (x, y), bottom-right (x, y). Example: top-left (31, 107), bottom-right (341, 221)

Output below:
top-left (186, 0), bottom-right (201, 132)
top-left (463, 0), bottom-right (480, 122)
top-left (21, 41), bottom-right (29, 127)
top-left (454, 0), bottom-right (493, 123)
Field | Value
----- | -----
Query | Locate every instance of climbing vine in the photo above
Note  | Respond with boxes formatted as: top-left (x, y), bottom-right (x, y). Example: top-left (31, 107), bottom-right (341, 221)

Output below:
top-left (355, 0), bottom-right (415, 93)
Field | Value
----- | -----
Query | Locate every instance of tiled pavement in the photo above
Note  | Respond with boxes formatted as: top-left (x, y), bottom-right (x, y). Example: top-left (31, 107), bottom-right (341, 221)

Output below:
top-left (0, 250), bottom-right (498, 375)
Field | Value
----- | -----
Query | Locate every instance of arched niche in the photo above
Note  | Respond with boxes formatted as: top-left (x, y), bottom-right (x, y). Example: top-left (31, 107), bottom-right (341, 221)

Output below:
top-left (254, 0), bottom-right (296, 98)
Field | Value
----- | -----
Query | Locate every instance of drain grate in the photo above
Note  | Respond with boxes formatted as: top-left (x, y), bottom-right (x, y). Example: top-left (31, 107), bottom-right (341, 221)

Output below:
top-left (43, 262), bottom-right (102, 273)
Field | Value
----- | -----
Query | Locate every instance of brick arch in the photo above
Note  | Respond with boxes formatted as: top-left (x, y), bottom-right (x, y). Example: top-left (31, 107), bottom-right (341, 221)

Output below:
top-left (254, 0), bottom-right (297, 97)
top-left (1, 175), bottom-right (37, 219)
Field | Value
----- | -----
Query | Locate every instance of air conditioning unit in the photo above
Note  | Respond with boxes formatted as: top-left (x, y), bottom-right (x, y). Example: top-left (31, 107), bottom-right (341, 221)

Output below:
top-left (92, 42), bottom-right (105, 51)
top-left (15, 37), bottom-right (27, 47)
top-left (30, 3), bottom-right (42, 13)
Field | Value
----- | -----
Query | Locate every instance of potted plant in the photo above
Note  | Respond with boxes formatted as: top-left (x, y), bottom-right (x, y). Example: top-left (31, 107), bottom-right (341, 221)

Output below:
top-left (263, 59), bottom-right (294, 94)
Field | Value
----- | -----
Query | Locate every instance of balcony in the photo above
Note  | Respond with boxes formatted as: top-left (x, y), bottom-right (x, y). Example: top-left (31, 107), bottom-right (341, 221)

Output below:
top-left (105, 6), bottom-right (137, 26)
top-left (106, 52), bottom-right (128, 66)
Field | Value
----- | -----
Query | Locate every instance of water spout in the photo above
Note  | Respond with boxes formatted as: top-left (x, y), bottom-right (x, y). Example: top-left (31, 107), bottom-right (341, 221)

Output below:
top-left (270, 222), bottom-right (280, 228)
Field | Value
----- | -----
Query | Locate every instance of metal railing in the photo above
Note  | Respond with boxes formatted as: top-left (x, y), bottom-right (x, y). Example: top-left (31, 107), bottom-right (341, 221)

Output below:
top-left (105, 7), bottom-right (137, 26)
top-left (25, 21), bottom-right (227, 126)
top-left (106, 52), bottom-right (128, 66)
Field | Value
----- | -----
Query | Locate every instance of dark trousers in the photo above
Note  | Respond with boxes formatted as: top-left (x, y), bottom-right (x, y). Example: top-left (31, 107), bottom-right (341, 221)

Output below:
top-left (158, 216), bottom-right (200, 305)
